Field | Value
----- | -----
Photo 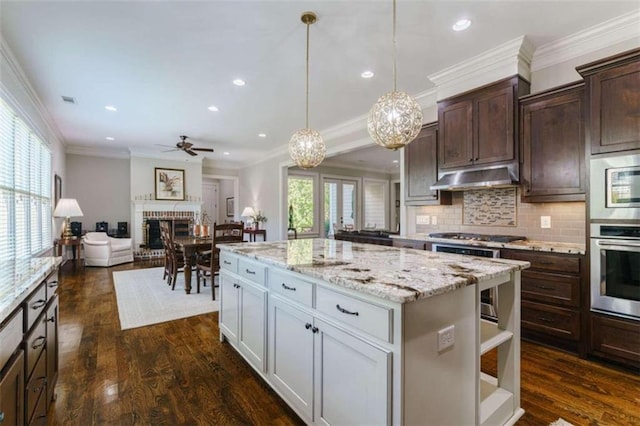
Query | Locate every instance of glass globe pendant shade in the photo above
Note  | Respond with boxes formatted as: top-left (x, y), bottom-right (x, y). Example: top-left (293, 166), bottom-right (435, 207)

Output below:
top-left (289, 128), bottom-right (326, 169)
top-left (367, 90), bottom-right (423, 150)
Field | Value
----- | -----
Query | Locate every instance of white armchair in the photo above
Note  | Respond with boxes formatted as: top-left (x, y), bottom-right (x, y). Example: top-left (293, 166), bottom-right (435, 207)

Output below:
top-left (83, 232), bottom-right (134, 267)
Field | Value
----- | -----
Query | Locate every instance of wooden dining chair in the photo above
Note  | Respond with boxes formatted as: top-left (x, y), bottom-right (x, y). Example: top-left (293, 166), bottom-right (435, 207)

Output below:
top-left (160, 221), bottom-right (172, 283)
top-left (161, 222), bottom-right (187, 291)
top-left (196, 221), bottom-right (244, 300)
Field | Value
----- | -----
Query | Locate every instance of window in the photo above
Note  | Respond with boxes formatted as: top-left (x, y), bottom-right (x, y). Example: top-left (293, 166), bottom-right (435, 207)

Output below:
top-left (363, 179), bottom-right (388, 230)
top-left (0, 98), bottom-right (52, 262)
top-left (288, 173), bottom-right (317, 235)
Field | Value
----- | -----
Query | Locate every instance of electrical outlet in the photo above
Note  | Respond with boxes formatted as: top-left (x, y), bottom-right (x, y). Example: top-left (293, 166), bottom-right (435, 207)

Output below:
top-left (541, 216), bottom-right (551, 228)
top-left (437, 325), bottom-right (455, 352)
top-left (416, 215), bottom-right (430, 225)
top-left (431, 215), bottom-right (437, 225)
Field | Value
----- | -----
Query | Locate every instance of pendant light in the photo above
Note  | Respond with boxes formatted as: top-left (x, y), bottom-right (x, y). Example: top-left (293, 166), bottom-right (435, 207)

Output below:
top-left (289, 11), bottom-right (326, 169)
top-left (367, 0), bottom-right (423, 150)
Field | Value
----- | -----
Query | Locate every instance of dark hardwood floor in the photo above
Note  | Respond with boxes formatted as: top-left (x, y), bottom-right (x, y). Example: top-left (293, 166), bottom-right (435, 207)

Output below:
top-left (49, 261), bottom-right (639, 425)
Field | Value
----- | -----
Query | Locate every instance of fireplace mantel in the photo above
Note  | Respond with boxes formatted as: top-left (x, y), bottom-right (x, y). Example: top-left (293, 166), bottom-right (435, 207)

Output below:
top-left (131, 200), bottom-right (202, 248)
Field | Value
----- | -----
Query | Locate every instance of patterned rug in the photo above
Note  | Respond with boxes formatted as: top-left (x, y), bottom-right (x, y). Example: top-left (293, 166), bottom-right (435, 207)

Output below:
top-left (550, 418), bottom-right (574, 426)
top-left (112, 267), bottom-right (218, 330)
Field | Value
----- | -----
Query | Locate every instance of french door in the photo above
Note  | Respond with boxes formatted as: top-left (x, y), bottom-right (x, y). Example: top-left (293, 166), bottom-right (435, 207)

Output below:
top-left (323, 178), bottom-right (358, 238)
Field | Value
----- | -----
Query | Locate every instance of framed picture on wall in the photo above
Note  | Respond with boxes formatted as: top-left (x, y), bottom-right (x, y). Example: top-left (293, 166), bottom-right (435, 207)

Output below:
top-left (226, 197), bottom-right (234, 217)
top-left (155, 168), bottom-right (185, 200)
top-left (54, 174), bottom-right (62, 207)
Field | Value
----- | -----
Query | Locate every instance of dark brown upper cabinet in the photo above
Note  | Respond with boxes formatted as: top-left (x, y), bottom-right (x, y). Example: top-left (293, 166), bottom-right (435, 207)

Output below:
top-left (404, 123), bottom-right (451, 206)
top-left (520, 82), bottom-right (586, 202)
top-left (577, 48), bottom-right (640, 155)
top-left (438, 76), bottom-right (530, 170)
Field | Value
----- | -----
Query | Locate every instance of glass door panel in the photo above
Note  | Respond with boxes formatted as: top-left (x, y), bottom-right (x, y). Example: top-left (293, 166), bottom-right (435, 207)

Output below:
top-left (324, 179), bottom-right (358, 238)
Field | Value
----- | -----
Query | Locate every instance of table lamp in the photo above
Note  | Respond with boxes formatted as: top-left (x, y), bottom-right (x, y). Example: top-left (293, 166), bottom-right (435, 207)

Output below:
top-left (53, 198), bottom-right (84, 239)
top-left (241, 206), bottom-right (256, 227)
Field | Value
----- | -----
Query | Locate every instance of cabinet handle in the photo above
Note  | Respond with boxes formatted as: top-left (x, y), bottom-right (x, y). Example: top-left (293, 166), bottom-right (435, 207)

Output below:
top-left (33, 376), bottom-right (47, 393)
top-left (336, 304), bottom-right (359, 316)
top-left (312, 327), bottom-right (319, 334)
top-left (47, 315), bottom-right (56, 323)
top-left (469, 158), bottom-right (474, 163)
top-left (223, 260), bottom-right (232, 265)
top-left (305, 323), bottom-right (312, 330)
top-left (538, 316), bottom-right (555, 324)
top-left (48, 280), bottom-right (59, 288)
top-left (31, 299), bottom-right (46, 310)
top-left (31, 336), bottom-right (46, 349)
top-left (282, 283), bottom-right (297, 291)
top-left (474, 157), bottom-right (479, 161)
top-left (245, 269), bottom-right (256, 275)
top-left (233, 283), bottom-right (240, 289)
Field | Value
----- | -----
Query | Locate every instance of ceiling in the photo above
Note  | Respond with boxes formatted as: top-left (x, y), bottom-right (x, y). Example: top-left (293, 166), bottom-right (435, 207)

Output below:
top-left (1, 1), bottom-right (638, 169)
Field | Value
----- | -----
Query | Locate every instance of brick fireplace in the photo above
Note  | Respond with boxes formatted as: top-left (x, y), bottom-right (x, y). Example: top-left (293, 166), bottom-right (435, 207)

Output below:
top-left (131, 200), bottom-right (202, 249)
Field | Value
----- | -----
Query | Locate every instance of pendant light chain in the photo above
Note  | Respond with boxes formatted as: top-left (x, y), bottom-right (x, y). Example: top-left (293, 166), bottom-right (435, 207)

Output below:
top-left (392, 0), bottom-right (397, 93)
top-left (306, 20), bottom-right (310, 129)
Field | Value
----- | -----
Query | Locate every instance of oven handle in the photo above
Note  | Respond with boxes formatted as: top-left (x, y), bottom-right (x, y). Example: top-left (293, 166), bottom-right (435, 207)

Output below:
top-left (595, 240), bottom-right (640, 251)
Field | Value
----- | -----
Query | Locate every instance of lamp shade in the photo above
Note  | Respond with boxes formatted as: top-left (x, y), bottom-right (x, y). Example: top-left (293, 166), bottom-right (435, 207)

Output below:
top-left (241, 207), bottom-right (256, 218)
top-left (53, 198), bottom-right (84, 218)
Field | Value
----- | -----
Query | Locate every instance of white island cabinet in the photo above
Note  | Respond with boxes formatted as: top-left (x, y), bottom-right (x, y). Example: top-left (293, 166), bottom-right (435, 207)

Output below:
top-left (218, 239), bottom-right (529, 426)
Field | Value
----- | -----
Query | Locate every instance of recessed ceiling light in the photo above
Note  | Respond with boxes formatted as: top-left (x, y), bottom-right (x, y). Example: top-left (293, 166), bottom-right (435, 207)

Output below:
top-left (392, 160), bottom-right (399, 163)
top-left (361, 71), bottom-right (375, 79)
top-left (104, 105), bottom-right (117, 111)
top-left (207, 105), bottom-right (219, 112)
top-left (105, 137), bottom-right (115, 141)
top-left (232, 79), bottom-right (246, 86)
top-left (258, 133), bottom-right (267, 138)
top-left (452, 19), bottom-right (471, 31)
top-left (223, 151), bottom-right (230, 156)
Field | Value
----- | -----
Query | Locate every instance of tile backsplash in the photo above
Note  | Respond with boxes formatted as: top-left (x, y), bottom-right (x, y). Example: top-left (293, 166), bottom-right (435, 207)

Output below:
top-left (413, 187), bottom-right (585, 244)
top-left (463, 188), bottom-right (516, 226)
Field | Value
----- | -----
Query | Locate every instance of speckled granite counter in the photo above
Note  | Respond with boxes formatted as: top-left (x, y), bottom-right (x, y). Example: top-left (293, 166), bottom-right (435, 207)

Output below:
top-left (219, 239), bottom-right (528, 303)
top-left (0, 257), bottom-right (62, 323)
top-left (393, 234), bottom-right (586, 255)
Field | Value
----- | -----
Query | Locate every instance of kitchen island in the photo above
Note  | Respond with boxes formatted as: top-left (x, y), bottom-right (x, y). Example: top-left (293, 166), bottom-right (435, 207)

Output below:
top-left (218, 239), bottom-right (529, 425)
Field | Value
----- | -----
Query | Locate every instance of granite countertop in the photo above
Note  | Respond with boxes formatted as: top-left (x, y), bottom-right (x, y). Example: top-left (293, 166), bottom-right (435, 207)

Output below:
top-left (394, 234), bottom-right (586, 255)
top-left (219, 239), bottom-right (529, 304)
top-left (0, 257), bottom-right (62, 323)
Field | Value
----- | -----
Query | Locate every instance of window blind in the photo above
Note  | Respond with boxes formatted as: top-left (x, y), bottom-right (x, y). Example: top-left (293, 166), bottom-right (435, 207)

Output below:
top-left (0, 98), bottom-right (52, 262)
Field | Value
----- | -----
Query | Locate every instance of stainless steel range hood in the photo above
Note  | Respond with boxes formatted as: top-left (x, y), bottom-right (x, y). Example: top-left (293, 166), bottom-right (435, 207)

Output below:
top-left (430, 165), bottom-right (518, 191)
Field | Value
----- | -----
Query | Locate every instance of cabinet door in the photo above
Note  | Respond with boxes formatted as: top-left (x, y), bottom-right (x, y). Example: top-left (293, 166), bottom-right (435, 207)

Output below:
top-left (587, 59), bottom-right (640, 154)
top-left (269, 296), bottom-right (314, 422)
top-left (0, 351), bottom-right (25, 426)
top-left (238, 280), bottom-right (267, 372)
top-left (405, 123), bottom-right (438, 203)
top-left (438, 100), bottom-right (474, 169)
top-left (46, 295), bottom-right (59, 405)
top-left (219, 272), bottom-right (239, 342)
top-left (475, 84), bottom-right (515, 165)
top-left (521, 85), bottom-right (585, 201)
top-left (314, 319), bottom-right (391, 426)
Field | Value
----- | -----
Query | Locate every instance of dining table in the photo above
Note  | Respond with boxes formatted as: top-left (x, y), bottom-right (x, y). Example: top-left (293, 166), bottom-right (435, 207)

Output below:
top-left (173, 236), bottom-right (212, 294)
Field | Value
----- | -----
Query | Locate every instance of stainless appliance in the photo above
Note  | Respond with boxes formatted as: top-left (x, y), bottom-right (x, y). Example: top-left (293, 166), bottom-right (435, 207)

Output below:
top-left (590, 152), bottom-right (640, 220)
top-left (430, 233), bottom-right (527, 321)
top-left (590, 223), bottom-right (640, 319)
top-left (430, 163), bottom-right (518, 191)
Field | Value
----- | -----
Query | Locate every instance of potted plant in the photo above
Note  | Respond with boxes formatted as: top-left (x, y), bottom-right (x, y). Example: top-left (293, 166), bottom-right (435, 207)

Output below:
top-left (251, 210), bottom-right (268, 230)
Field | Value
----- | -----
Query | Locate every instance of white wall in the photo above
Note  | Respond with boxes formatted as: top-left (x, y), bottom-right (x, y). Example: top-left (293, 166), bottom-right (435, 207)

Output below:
top-left (130, 156), bottom-right (202, 202)
top-left (66, 154), bottom-right (130, 233)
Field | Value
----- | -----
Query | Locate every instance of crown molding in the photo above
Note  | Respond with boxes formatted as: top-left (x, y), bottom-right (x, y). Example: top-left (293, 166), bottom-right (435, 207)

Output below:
top-left (428, 35), bottom-right (534, 100)
top-left (0, 36), bottom-right (66, 146)
top-left (66, 144), bottom-right (130, 159)
top-left (531, 9), bottom-right (640, 72)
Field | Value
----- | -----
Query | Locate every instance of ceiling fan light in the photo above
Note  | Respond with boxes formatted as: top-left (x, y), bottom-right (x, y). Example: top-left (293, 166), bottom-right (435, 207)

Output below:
top-left (367, 90), bottom-right (423, 150)
top-left (289, 128), bottom-right (326, 169)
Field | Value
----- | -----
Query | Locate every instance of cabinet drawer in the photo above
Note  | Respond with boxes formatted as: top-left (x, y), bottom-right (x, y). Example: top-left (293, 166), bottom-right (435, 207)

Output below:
top-left (316, 286), bottom-right (392, 343)
top-left (522, 301), bottom-right (580, 341)
top-left (25, 317), bottom-right (47, 379)
top-left (238, 258), bottom-right (266, 286)
top-left (270, 268), bottom-right (313, 307)
top-left (0, 308), bottom-right (23, 372)
top-left (505, 251), bottom-right (579, 275)
top-left (590, 313), bottom-right (640, 366)
top-left (522, 270), bottom-right (580, 307)
top-left (219, 251), bottom-right (238, 273)
top-left (45, 271), bottom-right (59, 300)
top-left (392, 238), bottom-right (426, 250)
top-left (24, 283), bottom-right (47, 332)
top-left (25, 348), bottom-right (47, 425)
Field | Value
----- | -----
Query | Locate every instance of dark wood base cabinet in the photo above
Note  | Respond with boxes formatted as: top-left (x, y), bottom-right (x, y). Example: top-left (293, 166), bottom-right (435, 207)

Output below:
top-left (0, 351), bottom-right (25, 425)
top-left (590, 313), bottom-right (640, 371)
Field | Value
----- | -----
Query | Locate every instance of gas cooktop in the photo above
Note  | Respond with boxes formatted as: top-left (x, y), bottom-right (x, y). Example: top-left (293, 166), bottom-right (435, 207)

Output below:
top-left (428, 232), bottom-right (527, 243)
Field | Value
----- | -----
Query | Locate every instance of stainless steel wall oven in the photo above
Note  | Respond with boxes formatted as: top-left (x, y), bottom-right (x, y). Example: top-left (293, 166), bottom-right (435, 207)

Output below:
top-left (590, 224), bottom-right (640, 319)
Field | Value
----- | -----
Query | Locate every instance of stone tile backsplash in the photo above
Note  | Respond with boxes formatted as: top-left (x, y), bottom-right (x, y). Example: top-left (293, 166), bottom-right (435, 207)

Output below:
top-left (463, 188), bottom-right (516, 226)
top-left (413, 187), bottom-right (585, 244)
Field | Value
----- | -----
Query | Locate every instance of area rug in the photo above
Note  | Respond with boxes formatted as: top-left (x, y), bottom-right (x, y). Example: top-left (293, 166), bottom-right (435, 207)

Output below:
top-left (112, 267), bottom-right (219, 330)
top-left (550, 418), bottom-right (574, 426)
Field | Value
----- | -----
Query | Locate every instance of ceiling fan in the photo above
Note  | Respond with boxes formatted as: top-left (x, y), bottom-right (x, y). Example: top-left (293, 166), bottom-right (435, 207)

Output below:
top-left (159, 135), bottom-right (214, 156)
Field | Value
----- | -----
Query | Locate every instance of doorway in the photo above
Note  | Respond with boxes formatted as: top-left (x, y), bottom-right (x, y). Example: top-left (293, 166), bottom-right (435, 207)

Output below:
top-left (323, 177), bottom-right (358, 237)
top-left (202, 181), bottom-right (219, 225)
